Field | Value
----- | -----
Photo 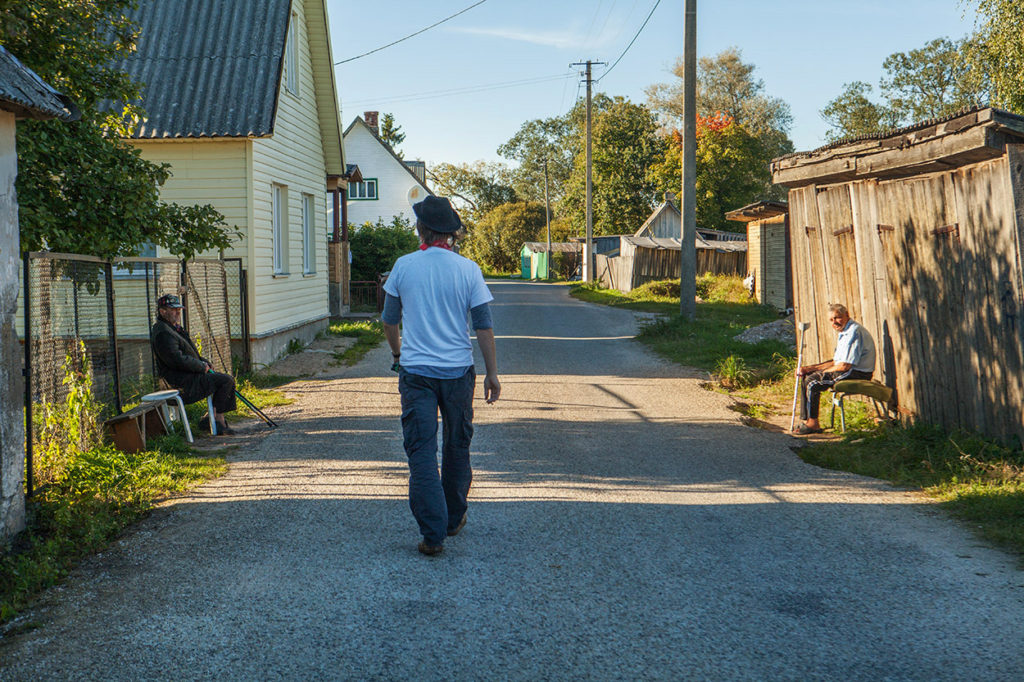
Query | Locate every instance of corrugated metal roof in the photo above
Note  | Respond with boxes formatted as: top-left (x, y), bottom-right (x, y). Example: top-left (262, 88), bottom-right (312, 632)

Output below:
top-left (0, 45), bottom-right (78, 121)
top-left (114, 0), bottom-right (291, 138)
top-left (523, 242), bottom-right (582, 254)
top-left (623, 235), bottom-right (747, 253)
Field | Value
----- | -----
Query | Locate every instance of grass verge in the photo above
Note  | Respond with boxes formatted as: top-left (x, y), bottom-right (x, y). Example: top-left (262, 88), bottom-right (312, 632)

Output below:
top-left (1, 435), bottom-right (226, 624)
top-left (328, 319), bottom-right (385, 366)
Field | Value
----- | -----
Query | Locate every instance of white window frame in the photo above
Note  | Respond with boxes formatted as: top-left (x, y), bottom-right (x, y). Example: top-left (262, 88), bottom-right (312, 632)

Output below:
top-left (284, 12), bottom-right (298, 95)
top-left (302, 193), bottom-right (316, 274)
top-left (349, 179), bottom-right (378, 201)
top-left (272, 184), bottom-right (288, 275)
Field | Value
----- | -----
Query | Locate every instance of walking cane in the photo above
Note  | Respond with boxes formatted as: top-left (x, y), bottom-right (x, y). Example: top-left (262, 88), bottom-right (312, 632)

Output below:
top-left (790, 321), bottom-right (811, 432)
top-left (208, 369), bottom-right (279, 428)
top-left (235, 388), bottom-right (278, 428)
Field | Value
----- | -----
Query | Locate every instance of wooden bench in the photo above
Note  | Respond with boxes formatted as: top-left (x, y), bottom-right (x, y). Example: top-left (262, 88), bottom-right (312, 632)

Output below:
top-left (829, 379), bottom-right (896, 432)
top-left (104, 403), bottom-right (168, 453)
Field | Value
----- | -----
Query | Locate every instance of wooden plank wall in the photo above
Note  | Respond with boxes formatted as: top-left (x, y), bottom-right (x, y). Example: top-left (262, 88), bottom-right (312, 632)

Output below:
top-left (787, 155), bottom-right (1024, 442)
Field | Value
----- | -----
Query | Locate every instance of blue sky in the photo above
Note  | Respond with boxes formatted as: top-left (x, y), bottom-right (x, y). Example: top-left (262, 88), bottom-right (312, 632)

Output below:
top-left (326, 1), bottom-right (977, 168)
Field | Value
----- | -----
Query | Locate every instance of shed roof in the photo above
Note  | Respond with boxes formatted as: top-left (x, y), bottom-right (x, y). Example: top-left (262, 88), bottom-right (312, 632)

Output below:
top-left (772, 107), bottom-right (1024, 188)
top-left (725, 200), bottom-right (788, 223)
top-left (113, 0), bottom-right (291, 138)
top-left (523, 242), bottom-right (582, 254)
top-left (623, 236), bottom-right (747, 253)
top-left (0, 45), bottom-right (78, 121)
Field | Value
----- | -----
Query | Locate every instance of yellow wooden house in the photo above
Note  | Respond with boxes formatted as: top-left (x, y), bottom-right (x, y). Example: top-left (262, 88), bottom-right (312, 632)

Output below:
top-left (115, 0), bottom-right (346, 366)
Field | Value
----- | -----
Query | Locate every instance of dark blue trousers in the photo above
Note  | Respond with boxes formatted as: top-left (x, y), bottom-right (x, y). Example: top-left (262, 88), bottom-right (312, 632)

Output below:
top-left (398, 368), bottom-right (475, 545)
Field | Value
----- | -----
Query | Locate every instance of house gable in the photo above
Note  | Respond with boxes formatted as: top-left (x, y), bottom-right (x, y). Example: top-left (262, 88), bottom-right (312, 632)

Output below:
top-left (343, 117), bottom-right (432, 227)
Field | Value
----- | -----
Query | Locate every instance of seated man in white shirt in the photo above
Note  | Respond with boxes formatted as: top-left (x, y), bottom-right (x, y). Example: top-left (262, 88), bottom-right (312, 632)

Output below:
top-left (794, 303), bottom-right (875, 434)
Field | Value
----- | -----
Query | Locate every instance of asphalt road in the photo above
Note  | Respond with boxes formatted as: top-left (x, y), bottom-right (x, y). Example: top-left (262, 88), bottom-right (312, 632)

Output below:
top-left (2, 280), bottom-right (1023, 680)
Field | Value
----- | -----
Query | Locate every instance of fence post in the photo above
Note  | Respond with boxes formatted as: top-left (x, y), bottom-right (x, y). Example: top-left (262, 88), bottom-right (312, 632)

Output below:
top-left (22, 253), bottom-right (32, 499)
top-left (240, 267), bottom-right (251, 374)
top-left (104, 262), bottom-right (122, 414)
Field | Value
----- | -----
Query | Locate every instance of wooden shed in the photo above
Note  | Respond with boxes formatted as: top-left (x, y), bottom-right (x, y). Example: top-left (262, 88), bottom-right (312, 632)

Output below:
top-left (772, 107), bottom-right (1024, 442)
top-left (594, 235), bottom-right (747, 293)
top-left (520, 242), bottom-right (581, 279)
top-left (726, 200), bottom-right (792, 310)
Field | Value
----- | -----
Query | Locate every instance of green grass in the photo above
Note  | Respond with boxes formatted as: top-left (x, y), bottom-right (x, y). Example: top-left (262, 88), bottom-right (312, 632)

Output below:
top-left (799, 422), bottom-right (1024, 558)
top-left (0, 435), bottom-right (226, 623)
top-left (328, 319), bottom-right (385, 366)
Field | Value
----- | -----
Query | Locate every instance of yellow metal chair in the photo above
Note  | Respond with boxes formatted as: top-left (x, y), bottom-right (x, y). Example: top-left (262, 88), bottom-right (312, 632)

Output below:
top-left (830, 380), bottom-right (895, 432)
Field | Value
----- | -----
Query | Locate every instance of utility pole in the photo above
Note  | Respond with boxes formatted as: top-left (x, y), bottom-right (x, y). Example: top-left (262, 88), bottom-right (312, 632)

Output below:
top-left (679, 0), bottom-right (697, 319)
top-left (571, 59), bottom-right (605, 283)
top-left (544, 156), bottom-right (551, 278)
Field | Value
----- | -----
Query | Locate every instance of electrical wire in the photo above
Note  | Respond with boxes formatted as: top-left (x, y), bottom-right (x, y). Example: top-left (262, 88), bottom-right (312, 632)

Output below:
top-left (596, 0), bottom-right (661, 82)
top-left (335, 0), bottom-right (489, 65)
top-left (343, 73), bottom-right (574, 108)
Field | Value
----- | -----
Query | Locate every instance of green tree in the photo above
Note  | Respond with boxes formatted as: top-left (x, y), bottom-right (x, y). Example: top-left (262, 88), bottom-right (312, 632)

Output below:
top-left (462, 201), bottom-right (545, 273)
top-left (649, 115), bottom-right (769, 232)
top-left (497, 102), bottom-right (589, 205)
top-left (822, 36), bottom-right (989, 142)
top-left (646, 48), bottom-right (792, 193)
top-left (881, 37), bottom-right (985, 121)
top-left (560, 96), bottom-right (666, 237)
top-left (1, 0), bottom-right (238, 259)
top-left (379, 112), bottom-right (406, 158)
top-left (966, 0), bottom-right (1024, 112)
top-left (820, 81), bottom-right (899, 142)
top-left (426, 161), bottom-right (517, 222)
top-left (349, 215), bottom-right (419, 281)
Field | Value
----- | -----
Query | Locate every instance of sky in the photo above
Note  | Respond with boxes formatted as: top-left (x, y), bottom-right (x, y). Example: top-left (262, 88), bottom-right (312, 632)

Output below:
top-left (326, 0), bottom-right (978, 169)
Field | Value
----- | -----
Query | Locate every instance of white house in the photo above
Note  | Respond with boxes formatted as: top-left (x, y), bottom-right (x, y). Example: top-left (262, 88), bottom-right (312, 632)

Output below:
top-left (343, 112), bottom-right (432, 229)
top-left (114, 0), bottom-right (347, 366)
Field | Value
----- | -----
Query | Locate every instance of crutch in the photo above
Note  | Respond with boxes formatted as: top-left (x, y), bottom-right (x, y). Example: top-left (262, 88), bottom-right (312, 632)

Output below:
top-left (208, 369), bottom-right (279, 428)
top-left (790, 321), bottom-right (811, 432)
top-left (235, 388), bottom-right (278, 428)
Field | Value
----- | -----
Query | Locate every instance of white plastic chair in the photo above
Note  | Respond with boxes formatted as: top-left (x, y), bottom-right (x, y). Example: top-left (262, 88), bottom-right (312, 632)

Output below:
top-left (140, 389), bottom-right (193, 443)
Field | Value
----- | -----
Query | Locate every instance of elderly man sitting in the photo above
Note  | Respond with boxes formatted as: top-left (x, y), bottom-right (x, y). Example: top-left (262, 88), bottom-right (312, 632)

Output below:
top-left (794, 303), bottom-right (875, 435)
top-left (150, 294), bottom-right (236, 435)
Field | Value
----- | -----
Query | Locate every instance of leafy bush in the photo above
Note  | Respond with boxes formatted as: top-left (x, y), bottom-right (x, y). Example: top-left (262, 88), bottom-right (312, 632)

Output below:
top-left (461, 201), bottom-right (546, 273)
top-left (349, 215), bottom-right (419, 281)
top-left (697, 273), bottom-right (749, 303)
top-left (715, 355), bottom-right (754, 389)
top-left (632, 279), bottom-right (680, 299)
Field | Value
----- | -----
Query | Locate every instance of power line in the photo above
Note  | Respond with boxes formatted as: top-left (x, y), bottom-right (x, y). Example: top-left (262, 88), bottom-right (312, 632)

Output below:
top-left (597, 0), bottom-right (661, 82)
top-left (335, 0), bottom-right (489, 65)
top-left (343, 73), bottom-right (574, 108)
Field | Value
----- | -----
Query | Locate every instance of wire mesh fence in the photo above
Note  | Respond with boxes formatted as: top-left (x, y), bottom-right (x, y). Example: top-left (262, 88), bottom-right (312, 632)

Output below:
top-left (18, 252), bottom-right (249, 494)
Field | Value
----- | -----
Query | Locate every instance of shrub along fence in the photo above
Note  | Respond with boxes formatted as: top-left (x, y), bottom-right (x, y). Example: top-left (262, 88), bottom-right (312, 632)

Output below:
top-left (18, 253), bottom-right (248, 495)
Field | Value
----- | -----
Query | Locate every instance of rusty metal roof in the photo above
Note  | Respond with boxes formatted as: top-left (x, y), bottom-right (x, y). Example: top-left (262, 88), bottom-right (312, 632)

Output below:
top-left (523, 242), bottom-right (582, 254)
top-left (0, 45), bottom-right (78, 121)
top-left (113, 0), bottom-right (291, 138)
top-left (623, 236), bottom-right (747, 253)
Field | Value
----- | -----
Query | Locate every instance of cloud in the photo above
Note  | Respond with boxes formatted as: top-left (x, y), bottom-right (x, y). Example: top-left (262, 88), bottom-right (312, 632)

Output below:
top-left (449, 25), bottom-right (594, 50)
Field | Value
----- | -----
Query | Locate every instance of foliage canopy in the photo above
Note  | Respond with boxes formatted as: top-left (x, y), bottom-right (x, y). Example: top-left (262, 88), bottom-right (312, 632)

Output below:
top-left (1, 0), bottom-right (238, 260)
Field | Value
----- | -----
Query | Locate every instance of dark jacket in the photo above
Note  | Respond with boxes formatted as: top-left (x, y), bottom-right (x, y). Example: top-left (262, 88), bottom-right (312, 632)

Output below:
top-left (151, 316), bottom-right (211, 403)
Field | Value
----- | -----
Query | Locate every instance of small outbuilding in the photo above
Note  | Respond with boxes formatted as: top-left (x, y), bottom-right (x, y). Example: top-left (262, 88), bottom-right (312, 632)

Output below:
top-left (772, 106), bottom-right (1024, 442)
top-left (594, 235), bottom-right (747, 294)
top-left (726, 200), bottom-right (791, 310)
top-left (520, 242), bottom-right (581, 279)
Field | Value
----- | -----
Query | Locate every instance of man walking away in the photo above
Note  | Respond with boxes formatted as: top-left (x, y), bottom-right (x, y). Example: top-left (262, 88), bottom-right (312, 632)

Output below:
top-left (381, 196), bottom-right (501, 557)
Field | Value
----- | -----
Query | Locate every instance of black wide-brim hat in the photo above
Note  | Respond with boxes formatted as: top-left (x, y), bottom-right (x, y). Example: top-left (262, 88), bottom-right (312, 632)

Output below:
top-left (412, 196), bottom-right (462, 233)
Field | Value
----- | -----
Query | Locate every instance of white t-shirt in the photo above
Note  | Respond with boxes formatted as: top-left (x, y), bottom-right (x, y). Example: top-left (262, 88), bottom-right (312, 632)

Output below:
top-left (383, 248), bottom-right (493, 368)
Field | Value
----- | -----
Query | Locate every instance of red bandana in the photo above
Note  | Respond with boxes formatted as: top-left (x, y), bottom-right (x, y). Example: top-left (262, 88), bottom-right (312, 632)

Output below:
top-left (419, 240), bottom-right (452, 251)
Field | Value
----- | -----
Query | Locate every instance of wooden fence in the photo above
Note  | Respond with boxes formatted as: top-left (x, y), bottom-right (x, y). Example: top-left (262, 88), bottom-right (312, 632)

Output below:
top-left (774, 107), bottom-right (1024, 442)
top-left (595, 237), bottom-right (747, 293)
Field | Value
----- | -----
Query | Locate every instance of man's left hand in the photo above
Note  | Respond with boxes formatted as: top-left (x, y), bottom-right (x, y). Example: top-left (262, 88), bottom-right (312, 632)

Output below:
top-left (484, 373), bottom-right (501, 404)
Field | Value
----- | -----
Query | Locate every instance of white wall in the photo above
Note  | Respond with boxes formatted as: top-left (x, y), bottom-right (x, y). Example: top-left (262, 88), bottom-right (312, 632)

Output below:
top-left (0, 111), bottom-right (25, 541)
top-left (343, 123), bottom-right (426, 228)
